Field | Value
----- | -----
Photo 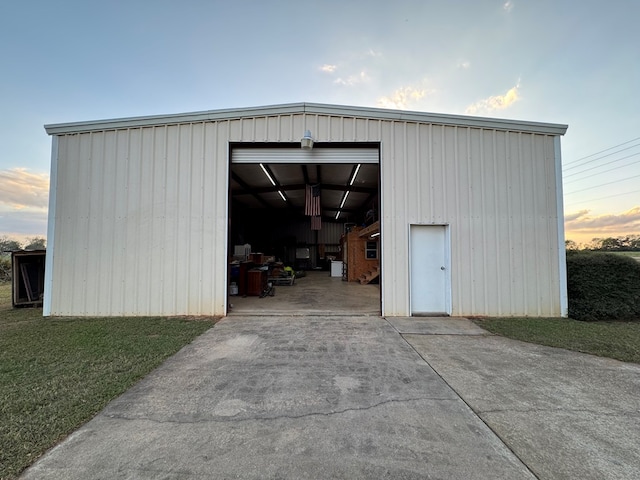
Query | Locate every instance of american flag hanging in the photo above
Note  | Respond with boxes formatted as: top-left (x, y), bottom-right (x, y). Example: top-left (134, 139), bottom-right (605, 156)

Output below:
top-left (305, 184), bottom-right (321, 216)
top-left (311, 215), bottom-right (322, 230)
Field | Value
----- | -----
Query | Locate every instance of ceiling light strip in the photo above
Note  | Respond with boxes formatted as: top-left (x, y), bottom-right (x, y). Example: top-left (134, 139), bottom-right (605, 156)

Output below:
top-left (339, 191), bottom-right (350, 209)
top-left (349, 164), bottom-right (361, 185)
top-left (259, 163), bottom-right (276, 186)
top-left (278, 190), bottom-right (287, 202)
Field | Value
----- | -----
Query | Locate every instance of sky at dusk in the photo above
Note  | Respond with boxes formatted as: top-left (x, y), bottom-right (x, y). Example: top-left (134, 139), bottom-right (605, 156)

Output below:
top-left (1, 0), bottom-right (639, 245)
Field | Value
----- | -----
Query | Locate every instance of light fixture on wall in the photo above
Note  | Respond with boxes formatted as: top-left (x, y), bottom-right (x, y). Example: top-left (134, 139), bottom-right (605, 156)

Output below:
top-left (301, 130), bottom-right (314, 150)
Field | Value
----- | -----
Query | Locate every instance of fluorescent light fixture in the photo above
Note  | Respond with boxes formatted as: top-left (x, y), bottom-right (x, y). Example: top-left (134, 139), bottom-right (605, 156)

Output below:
top-left (301, 130), bottom-right (314, 150)
top-left (259, 164), bottom-right (286, 202)
top-left (349, 164), bottom-right (361, 185)
top-left (339, 191), bottom-right (350, 209)
top-left (370, 232), bottom-right (380, 238)
top-left (259, 163), bottom-right (276, 186)
top-left (335, 211), bottom-right (341, 220)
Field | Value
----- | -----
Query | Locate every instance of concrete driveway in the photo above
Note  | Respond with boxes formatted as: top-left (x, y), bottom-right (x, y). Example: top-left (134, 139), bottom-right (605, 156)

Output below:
top-left (22, 316), bottom-right (640, 479)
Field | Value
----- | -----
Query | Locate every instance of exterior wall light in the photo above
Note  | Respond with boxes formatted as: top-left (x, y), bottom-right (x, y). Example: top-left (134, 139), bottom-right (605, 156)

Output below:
top-left (301, 130), bottom-right (314, 150)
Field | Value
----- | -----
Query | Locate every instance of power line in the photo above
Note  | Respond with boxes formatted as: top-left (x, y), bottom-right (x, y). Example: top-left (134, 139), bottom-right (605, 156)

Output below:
top-left (563, 142), bottom-right (640, 171)
top-left (564, 164), bottom-right (640, 185)
top-left (563, 136), bottom-right (640, 168)
top-left (564, 172), bottom-right (640, 195)
top-left (564, 188), bottom-right (640, 208)
top-left (563, 152), bottom-right (640, 183)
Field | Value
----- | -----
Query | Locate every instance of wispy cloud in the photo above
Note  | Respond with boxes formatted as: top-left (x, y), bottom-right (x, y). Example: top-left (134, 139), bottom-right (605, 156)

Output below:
top-left (377, 86), bottom-right (431, 110)
top-left (458, 60), bottom-right (471, 69)
top-left (0, 168), bottom-right (49, 210)
top-left (465, 82), bottom-right (520, 115)
top-left (320, 48), bottom-right (382, 86)
top-left (503, 1), bottom-right (514, 12)
top-left (565, 207), bottom-right (640, 233)
top-left (0, 168), bottom-right (49, 238)
top-left (564, 210), bottom-right (590, 223)
top-left (334, 71), bottom-right (370, 86)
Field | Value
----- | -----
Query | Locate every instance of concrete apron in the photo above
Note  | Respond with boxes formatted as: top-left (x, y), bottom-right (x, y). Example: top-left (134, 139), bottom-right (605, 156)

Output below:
top-left (22, 316), bottom-right (534, 480)
top-left (405, 329), bottom-right (640, 480)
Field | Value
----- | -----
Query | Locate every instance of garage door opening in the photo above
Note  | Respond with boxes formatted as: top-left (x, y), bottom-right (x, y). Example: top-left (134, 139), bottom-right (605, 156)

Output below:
top-left (228, 145), bottom-right (381, 315)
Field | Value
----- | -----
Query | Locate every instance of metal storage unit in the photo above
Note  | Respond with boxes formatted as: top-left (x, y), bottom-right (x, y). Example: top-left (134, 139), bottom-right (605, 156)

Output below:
top-left (12, 250), bottom-right (46, 307)
top-left (44, 103), bottom-right (567, 317)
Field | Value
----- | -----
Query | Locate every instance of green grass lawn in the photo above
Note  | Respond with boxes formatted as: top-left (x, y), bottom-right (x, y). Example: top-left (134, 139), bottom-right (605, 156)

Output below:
top-left (474, 317), bottom-right (640, 364)
top-left (0, 282), bottom-right (215, 480)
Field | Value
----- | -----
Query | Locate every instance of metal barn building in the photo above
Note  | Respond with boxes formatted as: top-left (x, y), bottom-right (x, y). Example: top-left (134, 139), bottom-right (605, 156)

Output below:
top-left (43, 103), bottom-right (568, 317)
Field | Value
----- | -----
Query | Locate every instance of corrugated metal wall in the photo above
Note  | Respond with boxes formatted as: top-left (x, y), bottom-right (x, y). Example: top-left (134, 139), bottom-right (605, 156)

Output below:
top-left (378, 123), bottom-right (561, 316)
top-left (50, 123), bottom-right (230, 315)
top-left (48, 112), bottom-right (562, 317)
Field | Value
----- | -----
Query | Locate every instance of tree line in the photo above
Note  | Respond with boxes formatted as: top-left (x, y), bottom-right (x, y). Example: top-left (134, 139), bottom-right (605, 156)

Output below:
top-left (4, 234), bottom-right (639, 253)
top-left (0, 235), bottom-right (46, 254)
top-left (566, 234), bottom-right (640, 251)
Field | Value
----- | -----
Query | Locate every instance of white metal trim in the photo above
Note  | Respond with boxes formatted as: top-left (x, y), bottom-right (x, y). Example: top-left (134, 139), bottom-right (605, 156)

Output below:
top-left (43, 136), bottom-right (58, 316)
top-left (224, 146), bottom-right (231, 316)
top-left (44, 102), bottom-right (569, 136)
top-left (445, 224), bottom-right (452, 315)
top-left (555, 136), bottom-right (569, 317)
top-left (408, 223), bottom-right (415, 316)
top-left (379, 222), bottom-right (385, 317)
top-left (231, 147), bottom-right (380, 164)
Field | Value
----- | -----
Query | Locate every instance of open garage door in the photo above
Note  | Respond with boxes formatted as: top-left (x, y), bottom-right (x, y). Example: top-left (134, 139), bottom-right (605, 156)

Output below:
top-left (228, 145), bottom-right (381, 315)
top-left (232, 148), bottom-right (379, 164)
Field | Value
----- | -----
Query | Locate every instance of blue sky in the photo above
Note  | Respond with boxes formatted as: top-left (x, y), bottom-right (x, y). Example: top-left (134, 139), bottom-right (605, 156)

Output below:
top-left (1, 0), bottom-right (639, 244)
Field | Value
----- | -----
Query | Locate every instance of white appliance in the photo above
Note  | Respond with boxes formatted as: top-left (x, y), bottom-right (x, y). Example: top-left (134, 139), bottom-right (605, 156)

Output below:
top-left (330, 261), bottom-right (343, 277)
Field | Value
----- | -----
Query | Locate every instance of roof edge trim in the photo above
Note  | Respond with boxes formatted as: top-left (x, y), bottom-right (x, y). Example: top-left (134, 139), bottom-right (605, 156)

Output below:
top-left (44, 102), bottom-right (568, 136)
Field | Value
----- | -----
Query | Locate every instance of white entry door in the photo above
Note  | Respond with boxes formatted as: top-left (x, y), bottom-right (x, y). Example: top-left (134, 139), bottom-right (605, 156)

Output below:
top-left (410, 225), bottom-right (450, 315)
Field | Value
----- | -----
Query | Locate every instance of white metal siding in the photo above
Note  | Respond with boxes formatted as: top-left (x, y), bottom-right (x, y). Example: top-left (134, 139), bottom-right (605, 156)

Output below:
top-left (379, 123), bottom-right (561, 316)
top-left (49, 123), bottom-right (230, 316)
top-left (43, 136), bottom-right (58, 316)
top-left (554, 136), bottom-right (569, 316)
top-left (47, 109), bottom-right (564, 317)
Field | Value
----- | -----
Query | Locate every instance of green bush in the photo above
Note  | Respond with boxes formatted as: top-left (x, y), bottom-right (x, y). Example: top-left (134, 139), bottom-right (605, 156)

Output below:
top-left (0, 255), bottom-right (11, 282)
top-left (566, 251), bottom-right (640, 321)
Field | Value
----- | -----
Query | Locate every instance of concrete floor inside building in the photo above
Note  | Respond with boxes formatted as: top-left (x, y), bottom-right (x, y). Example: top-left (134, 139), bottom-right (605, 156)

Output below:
top-left (228, 270), bottom-right (381, 316)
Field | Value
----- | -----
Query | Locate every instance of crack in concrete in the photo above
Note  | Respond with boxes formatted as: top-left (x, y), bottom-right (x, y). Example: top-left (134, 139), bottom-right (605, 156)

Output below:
top-left (103, 395), bottom-right (460, 425)
top-left (394, 323), bottom-right (542, 479)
